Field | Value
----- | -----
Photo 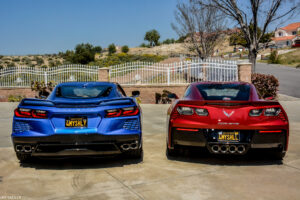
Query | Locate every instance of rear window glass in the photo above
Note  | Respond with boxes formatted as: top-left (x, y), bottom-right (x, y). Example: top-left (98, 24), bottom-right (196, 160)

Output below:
top-left (196, 84), bottom-right (250, 101)
top-left (56, 85), bottom-right (112, 99)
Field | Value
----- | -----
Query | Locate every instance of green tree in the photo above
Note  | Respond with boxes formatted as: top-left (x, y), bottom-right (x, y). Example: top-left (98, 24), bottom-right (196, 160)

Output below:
top-left (108, 44), bottom-right (117, 55)
top-left (144, 29), bottom-right (160, 47)
top-left (229, 25), bottom-right (274, 48)
top-left (121, 45), bottom-right (129, 53)
top-left (162, 38), bottom-right (175, 44)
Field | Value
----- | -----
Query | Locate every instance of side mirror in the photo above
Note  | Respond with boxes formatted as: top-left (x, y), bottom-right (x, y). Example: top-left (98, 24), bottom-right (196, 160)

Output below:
top-left (168, 93), bottom-right (177, 99)
top-left (131, 90), bottom-right (140, 97)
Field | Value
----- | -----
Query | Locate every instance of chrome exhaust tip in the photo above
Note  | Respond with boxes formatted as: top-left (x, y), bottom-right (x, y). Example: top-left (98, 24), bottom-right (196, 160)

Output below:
top-left (16, 145), bottom-right (23, 152)
top-left (211, 145), bottom-right (220, 153)
top-left (120, 144), bottom-right (130, 151)
top-left (229, 145), bottom-right (237, 154)
top-left (237, 145), bottom-right (246, 154)
top-left (130, 142), bottom-right (138, 150)
top-left (220, 145), bottom-right (228, 154)
top-left (23, 145), bottom-right (32, 153)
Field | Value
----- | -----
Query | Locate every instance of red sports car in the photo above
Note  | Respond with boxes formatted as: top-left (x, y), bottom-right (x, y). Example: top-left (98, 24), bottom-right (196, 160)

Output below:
top-left (166, 82), bottom-right (289, 159)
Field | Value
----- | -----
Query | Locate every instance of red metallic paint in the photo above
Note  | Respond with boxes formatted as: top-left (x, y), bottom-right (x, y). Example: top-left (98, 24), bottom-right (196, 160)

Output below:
top-left (167, 82), bottom-right (289, 151)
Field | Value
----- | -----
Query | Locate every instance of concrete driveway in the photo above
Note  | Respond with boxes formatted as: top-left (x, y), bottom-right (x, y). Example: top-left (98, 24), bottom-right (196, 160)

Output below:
top-left (256, 63), bottom-right (300, 98)
top-left (0, 102), bottom-right (300, 200)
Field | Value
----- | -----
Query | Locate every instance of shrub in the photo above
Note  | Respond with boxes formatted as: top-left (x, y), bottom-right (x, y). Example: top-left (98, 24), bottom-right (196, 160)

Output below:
top-left (7, 62), bottom-right (16, 67)
top-left (12, 58), bottom-right (20, 62)
top-left (108, 44), bottom-right (117, 55)
top-left (0, 55), bottom-right (3, 59)
top-left (35, 56), bottom-right (44, 65)
top-left (121, 45), bottom-right (129, 53)
top-left (268, 50), bottom-right (281, 64)
top-left (31, 81), bottom-right (55, 99)
top-left (251, 73), bottom-right (279, 99)
top-left (8, 95), bottom-right (25, 102)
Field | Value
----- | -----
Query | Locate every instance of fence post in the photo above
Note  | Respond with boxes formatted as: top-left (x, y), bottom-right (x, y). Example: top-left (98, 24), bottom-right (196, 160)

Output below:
top-left (167, 67), bottom-right (170, 85)
top-left (237, 61), bottom-right (252, 83)
top-left (44, 71), bottom-right (47, 85)
top-left (98, 67), bottom-right (110, 82)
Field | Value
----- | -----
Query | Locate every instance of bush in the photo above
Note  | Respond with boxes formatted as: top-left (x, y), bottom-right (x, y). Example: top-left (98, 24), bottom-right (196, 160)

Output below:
top-left (252, 73), bottom-right (279, 99)
top-left (90, 53), bottom-right (167, 67)
top-left (121, 45), bottom-right (129, 53)
top-left (8, 95), bottom-right (25, 102)
top-left (12, 58), bottom-right (20, 62)
top-left (268, 50), bottom-right (281, 64)
top-left (108, 44), bottom-right (117, 55)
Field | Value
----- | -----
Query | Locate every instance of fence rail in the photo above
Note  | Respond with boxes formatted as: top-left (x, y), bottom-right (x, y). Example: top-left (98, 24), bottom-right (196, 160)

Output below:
top-left (0, 65), bottom-right (99, 88)
top-left (109, 59), bottom-right (238, 85)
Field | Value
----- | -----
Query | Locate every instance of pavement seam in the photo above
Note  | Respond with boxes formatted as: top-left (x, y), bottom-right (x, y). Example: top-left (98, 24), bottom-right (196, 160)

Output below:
top-left (283, 163), bottom-right (300, 172)
top-left (104, 170), bottom-right (145, 200)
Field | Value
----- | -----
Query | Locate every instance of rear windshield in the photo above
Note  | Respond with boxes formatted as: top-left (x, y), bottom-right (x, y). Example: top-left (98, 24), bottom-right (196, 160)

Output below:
top-left (196, 84), bottom-right (250, 101)
top-left (56, 85), bottom-right (112, 99)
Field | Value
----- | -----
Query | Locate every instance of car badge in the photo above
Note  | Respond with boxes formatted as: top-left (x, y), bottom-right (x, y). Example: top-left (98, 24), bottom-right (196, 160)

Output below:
top-left (223, 110), bottom-right (234, 118)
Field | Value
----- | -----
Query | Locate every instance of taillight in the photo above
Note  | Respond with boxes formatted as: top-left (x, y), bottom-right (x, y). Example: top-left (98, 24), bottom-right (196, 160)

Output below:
top-left (176, 106), bottom-right (208, 116)
top-left (105, 107), bottom-right (139, 118)
top-left (14, 108), bottom-right (48, 119)
top-left (249, 109), bottom-right (263, 116)
top-left (177, 107), bottom-right (193, 115)
top-left (264, 107), bottom-right (281, 116)
top-left (195, 108), bottom-right (208, 116)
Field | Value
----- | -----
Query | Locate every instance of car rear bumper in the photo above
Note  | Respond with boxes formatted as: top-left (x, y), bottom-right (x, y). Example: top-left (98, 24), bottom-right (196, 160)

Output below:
top-left (169, 128), bottom-right (287, 153)
top-left (12, 134), bottom-right (141, 157)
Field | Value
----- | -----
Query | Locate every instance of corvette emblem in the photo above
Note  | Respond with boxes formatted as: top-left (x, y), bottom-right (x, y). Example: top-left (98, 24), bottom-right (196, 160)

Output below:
top-left (223, 110), bottom-right (234, 118)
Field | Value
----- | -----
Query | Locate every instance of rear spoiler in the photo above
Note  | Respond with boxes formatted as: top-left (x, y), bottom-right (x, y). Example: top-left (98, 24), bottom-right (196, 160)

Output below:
top-left (176, 100), bottom-right (281, 107)
top-left (19, 97), bottom-right (135, 107)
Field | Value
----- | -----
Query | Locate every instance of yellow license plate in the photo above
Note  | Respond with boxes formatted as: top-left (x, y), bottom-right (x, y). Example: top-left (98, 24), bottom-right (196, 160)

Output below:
top-left (65, 117), bottom-right (87, 127)
top-left (218, 131), bottom-right (239, 142)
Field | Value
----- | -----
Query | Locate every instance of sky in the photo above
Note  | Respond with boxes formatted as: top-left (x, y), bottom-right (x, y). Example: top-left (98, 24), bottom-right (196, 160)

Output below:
top-left (0, 0), bottom-right (299, 55)
top-left (0, 0), bottom-right (179, 55)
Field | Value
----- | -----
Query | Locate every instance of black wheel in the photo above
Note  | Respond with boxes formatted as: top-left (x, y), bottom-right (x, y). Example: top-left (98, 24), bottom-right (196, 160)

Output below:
top-left (16, 153), bottom-right (32, 163)
top-left (166, 146), bottom-right (178, 157)
top-left (272, 151), bottom-right (286, 160)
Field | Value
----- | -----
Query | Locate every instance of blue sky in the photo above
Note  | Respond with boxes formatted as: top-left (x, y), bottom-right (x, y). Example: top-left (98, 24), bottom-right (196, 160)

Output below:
top-left (0, 0), bottom-right (299, 55)
top-left (0, 0), bottom-right (178, 55)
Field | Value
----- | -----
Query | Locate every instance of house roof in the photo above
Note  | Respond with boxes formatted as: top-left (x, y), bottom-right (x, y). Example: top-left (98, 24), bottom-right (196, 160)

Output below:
top-left (272, 35), bottom-right (296, 41)
top-left (279, 22), bottom-right (300, 31)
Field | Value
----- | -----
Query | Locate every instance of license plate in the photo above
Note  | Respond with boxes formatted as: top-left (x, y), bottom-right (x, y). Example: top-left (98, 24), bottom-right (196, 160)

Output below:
top-left (218, 131), bottom-right (239, 142)
top-left (65, 117), bottom-right (87, 127)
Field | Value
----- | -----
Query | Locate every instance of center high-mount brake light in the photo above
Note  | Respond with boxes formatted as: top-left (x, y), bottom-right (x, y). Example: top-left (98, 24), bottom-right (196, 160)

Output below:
top-left (14, 108), bottom-right (48, 119)
top-left (105, 107), bottom-right (139, 118)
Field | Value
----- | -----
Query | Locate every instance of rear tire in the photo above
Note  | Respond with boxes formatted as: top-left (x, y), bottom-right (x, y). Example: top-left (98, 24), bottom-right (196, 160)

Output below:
top-left (16, 153), bottom-right (31, 163)
top-left (166, 146), bottom-right (178, 157)
top-left (127, 147), bottom-right (143, 159)
top-left (272, 151), bottom-right (286, 160)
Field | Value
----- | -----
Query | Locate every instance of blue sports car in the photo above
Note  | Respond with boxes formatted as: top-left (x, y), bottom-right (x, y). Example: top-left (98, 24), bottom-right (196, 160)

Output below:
top-left (12, 82), bottom-right (142, 162)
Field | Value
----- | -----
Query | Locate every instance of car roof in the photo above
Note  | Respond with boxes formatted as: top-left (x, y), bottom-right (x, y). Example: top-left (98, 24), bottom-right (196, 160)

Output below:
top-left (56, 82), bottom-right (116, 87)
top-left (190, 81), bottom-right (252, 86)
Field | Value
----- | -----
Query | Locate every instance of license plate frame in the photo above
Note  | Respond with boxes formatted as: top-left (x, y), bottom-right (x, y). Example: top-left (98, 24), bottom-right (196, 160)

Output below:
top-left (65, 116), bottom-right (87, 128)
top-left (217, 131), bottom-right (240, 142)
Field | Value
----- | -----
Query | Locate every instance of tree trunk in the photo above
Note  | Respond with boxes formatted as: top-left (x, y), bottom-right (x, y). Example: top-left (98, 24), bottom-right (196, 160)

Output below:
top-left (248, 46), bottom-right (257, 73)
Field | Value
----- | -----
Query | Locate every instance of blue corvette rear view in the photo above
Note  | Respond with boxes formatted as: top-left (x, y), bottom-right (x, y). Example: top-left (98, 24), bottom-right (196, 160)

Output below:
top-left (12, 82), bottom-right (142, 162)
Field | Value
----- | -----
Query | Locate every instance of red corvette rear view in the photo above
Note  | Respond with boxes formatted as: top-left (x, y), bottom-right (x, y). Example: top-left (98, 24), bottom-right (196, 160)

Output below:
top-left (167, 82), bottom-right (289, 159)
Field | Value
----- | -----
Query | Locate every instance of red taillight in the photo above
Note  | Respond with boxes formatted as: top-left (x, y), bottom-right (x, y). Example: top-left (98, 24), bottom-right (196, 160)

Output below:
top-left (14, 108), bottom-right (47, 119)
top-left (105, 107), bottom-right (139, 118)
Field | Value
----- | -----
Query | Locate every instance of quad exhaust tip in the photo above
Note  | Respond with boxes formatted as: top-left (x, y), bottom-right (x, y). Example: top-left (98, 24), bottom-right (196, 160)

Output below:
top-left (120, 141), bottom-right (139, 151)
top-left (210, 144), bottom-right (246, 154)
top-left (15, 145), bottom-right (32, 153)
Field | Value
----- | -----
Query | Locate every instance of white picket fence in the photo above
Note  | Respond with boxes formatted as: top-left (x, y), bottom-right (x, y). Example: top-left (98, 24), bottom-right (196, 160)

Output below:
top-left (0, 65), bottom-right (99, 88)
top-left (109, 59), bottom-right (238, 85)
top-left (0, 59), bottom-right (238, 88)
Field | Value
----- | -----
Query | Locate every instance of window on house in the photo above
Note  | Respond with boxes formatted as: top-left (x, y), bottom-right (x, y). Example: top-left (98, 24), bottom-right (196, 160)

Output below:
top-left (278, 32), bottom-right (282, 36)
top-left (292, 31), bottom-right (297, 35)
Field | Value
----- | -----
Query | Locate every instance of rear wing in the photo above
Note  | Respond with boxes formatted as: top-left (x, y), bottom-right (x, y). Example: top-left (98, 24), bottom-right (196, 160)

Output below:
top-left (176, 100), bottom-right (282, 107)
top-left (19, 97), bottom-right (136, 107)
